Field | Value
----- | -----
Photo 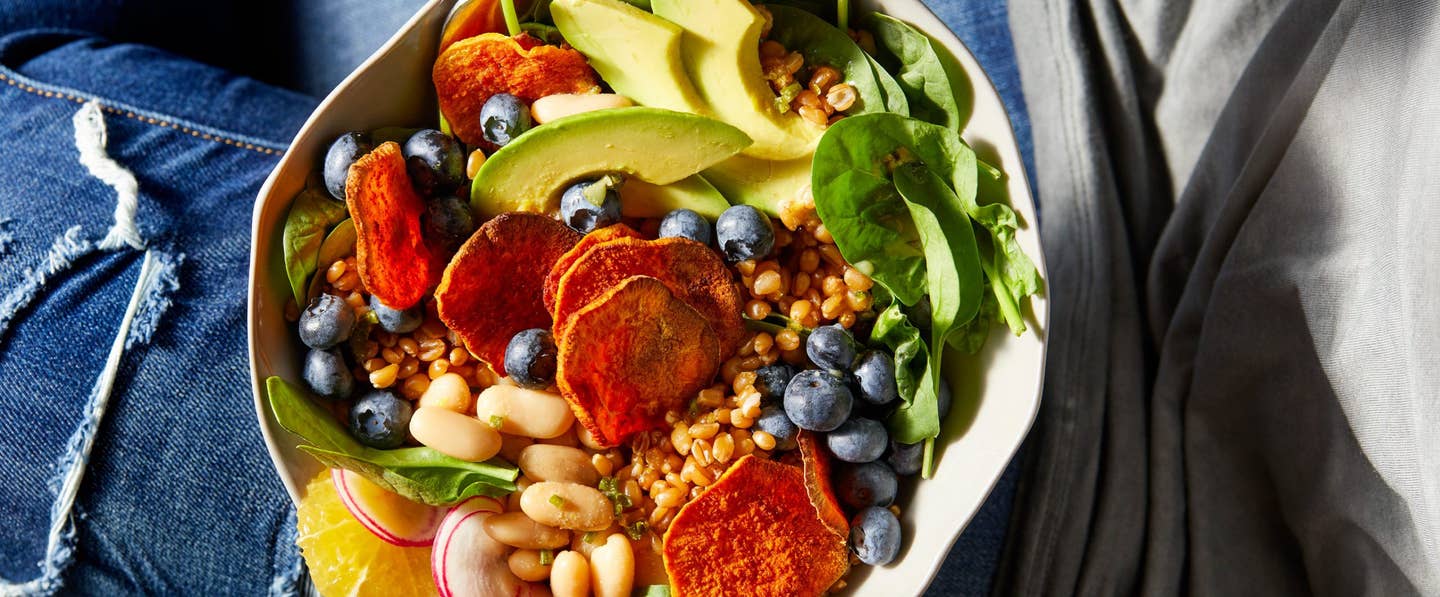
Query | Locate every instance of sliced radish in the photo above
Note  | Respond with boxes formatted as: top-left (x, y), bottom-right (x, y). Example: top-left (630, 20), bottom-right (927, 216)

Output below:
top-left (331, 468), bottom-right (446, 547)
top-left (432, 496), bottom-right (545, 597)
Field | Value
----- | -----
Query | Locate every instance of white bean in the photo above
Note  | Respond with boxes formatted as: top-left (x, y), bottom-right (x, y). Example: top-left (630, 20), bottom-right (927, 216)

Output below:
top-left (474, 385), bottom-right (575, 439)
top-left (551, 550), bottom-right (591, 597)
top-left (508, 549), bottom-right (552, 582)
top-left (589, 534), bottom-right (634, 597)
top-left (484, 512), bottom-right (571, 549)
top-left (408, 407), bottom-right (501, 462)
top-left (521, 482), bottom-right (615, 531)
top-left (531, 93), bottom-right (634, 124)
top-left (418, 372), bottom-right (472, 412)
top-left (520, 445), bottom-right (600, 486)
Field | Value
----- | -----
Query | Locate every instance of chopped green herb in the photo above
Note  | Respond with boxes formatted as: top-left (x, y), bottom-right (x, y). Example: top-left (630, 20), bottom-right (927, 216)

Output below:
top-left (489, 415), bottom-right (505, 429)
top-left (624, 520), bottom-right (649, 541)
top-left (539, 549), bottom-right (554, 566)
top-left (774, 82), bottom-right (803, 113)
top-left (583, 531), bottom-right (599, 544)
top-left (598, 477), bottom-right (617, 493)
top-left (549, 494), bottom-right (567, 508)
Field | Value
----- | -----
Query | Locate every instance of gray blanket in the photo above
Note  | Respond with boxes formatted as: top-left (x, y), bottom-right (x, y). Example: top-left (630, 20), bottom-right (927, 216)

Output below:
top-left (996, 0), bottom-right (1440, 594)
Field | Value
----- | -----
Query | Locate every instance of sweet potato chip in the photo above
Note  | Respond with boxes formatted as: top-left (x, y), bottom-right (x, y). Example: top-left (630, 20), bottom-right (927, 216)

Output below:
top-left (798, 431), bottom-right (849, 539)
top-left (435, 212), bottom-right (580, 376)
top-left (662, 455), bottom-right (850, 597)
top-left (556, 276), bottom-right (720, 447)
top-left (345, 142), bottom-right (440, 310)
top-left (542, 223), bottom-right (643, 313)
top-left (551, 237), bottom-right (745, 356)
top-left (433, 33), bottom-right (599, 146)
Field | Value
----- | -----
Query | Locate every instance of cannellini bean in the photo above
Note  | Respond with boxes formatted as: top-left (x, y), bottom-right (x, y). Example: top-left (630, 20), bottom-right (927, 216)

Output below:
top-left (521, 482), bottom-right (615, 531)
top-left (419, 373), bottom-right (472, 412)
top-left (538, 426), bottom-right (580, 448)
top-left (500, 434), bottom-right (535, 463)
top-left (531, 93), bottom-right (633, 124)
top-left (551, 551), bottom-right (591, 597)
top-left (520, 445), bottom-right (600, 486)
top-left (576, 425), bottom-right (608, 451)
top-left (483, 512), bottom-right (571, 549)
top-left (589, 534), bottom-right (634, 597)
top-left (408, 407), bottom-right (501, 462)
top-left (474, 385), bottom-right (575, 439)
top-left (508, 549), bottom-right (552, 582)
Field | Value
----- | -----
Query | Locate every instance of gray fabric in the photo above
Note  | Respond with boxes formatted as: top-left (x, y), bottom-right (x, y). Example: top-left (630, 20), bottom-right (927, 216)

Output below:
top-left (998, 0), bottom-right (1440, 595)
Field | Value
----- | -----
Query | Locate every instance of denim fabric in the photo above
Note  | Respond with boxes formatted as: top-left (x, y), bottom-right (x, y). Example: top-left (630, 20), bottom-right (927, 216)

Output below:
top-left (0, 1), bottom-right (1034, 594)
top-left (0, 30), bottom-right (314, 594)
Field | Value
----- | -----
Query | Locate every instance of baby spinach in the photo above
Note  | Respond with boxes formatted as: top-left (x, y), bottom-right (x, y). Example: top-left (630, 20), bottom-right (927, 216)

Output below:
top-left (812, 169), bottom-right (927, 306)
top-left (766, 5), bottom-right (889, 115)
top-left (282, 188), bottom-right (348, 308)
top-left (305, 218), bottom-right (357, 302)
top-left (266, 377), bottom-right (518, 505)
top-left (867, 54), bottom-right (911, 115)
top-left (862, 13), bottom-right (970, 131)
top-left (870, 302), bottom-right (926, 409)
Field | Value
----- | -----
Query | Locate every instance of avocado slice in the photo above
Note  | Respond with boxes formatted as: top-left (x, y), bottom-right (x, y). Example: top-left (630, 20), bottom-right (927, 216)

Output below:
top-left (703, 154), bottom-right (812, 217)
top-left (622, 174), bottom-right (731, 219)
top-left (470, 107), bottom-right (751, 218)
top-left (552, 0), bottom-right (709, 115)
top-left (652, 0), bottom-right (821, 161)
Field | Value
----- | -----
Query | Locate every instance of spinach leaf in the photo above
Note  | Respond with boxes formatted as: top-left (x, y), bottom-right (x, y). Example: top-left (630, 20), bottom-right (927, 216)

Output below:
top-left (761, 0), bottom-right (835, 21)
top-left (862, 13), bottom-right (969, 131)
top-left (947, 285), bottom-right (997, 353)
top-left (867, 53), bottom-right (910, 115)
top-left (305, 218), bottom-right (357, 302)
top-left (870, 302), bottom-right (926, 405)
top-left (883, 163), bottom-right (981, 448)
top-left (812, 169), bottom-right (927, 306)
top-left (766, 5), bottom-right (888, 115)
top-left (813, 113), bottom-right (1039, 333)
top-left (635, 586), bottom-right (672, 597)
top-left (282, 188), bottom-right (349, 308)
top-left (267, 377), bottom-right (517, 505)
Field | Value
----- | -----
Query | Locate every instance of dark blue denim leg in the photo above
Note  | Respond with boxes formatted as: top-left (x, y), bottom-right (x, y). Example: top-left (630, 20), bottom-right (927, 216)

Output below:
top-left (0, 30), bottom-right (313, 594)
top-left (920, 1), bottom-right (1036, 595)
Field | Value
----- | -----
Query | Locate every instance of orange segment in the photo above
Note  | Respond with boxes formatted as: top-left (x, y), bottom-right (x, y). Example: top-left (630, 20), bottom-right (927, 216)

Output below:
top-left (295, 471), bottom-right (438, 597)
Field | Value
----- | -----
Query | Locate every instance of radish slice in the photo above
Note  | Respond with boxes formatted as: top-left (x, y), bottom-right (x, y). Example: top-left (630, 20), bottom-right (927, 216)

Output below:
top-left (432, 496), bottom-right (545, 597)
top-left (331, 468), bottom-right (446, 547)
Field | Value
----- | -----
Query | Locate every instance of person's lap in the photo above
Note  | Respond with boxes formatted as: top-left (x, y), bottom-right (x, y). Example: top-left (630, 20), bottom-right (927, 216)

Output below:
top-left (0, 2), bottom-right (1031, 594)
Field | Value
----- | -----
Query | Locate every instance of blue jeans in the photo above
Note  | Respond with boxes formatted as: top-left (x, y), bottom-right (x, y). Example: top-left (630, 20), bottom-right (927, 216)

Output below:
top-left (0, 2), bottom-right (1033, 594)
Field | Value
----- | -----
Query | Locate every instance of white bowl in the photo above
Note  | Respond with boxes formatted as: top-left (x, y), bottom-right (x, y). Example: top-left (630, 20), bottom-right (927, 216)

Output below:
top-left (247, 2), bottom-right (1048, 594)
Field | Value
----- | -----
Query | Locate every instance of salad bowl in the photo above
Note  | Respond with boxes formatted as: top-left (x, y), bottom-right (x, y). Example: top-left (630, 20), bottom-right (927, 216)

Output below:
top-left (248, 1), bottom-right (1048, 594)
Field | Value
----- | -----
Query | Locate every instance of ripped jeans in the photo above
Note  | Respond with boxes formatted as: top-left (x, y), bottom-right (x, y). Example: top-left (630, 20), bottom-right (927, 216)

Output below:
top-left (0, 1), bottom-right (1033, 594)
top-left (0, 31), bottom-right (315, 595)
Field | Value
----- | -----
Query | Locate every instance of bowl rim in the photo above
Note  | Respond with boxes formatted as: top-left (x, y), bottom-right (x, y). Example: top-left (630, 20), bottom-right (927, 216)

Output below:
top-left (246, 0), bottom-right (1049, 593)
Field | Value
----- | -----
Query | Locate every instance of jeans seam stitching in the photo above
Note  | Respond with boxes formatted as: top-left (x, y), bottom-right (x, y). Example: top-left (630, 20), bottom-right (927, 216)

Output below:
top-left (0, 69), bottom-right (287, 156)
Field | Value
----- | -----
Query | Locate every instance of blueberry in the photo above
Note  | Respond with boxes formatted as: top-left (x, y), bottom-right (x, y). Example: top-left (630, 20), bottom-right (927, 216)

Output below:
top-left (714, 205), bottom-right (774, 262)
top-left (559, 179), bottom-right (622, 233)
top-left (752, 363), bottom-right (796, 402)
top-left (782, 369), bottom-right (853, 432)
top-left (658, 208), bottom-right (712, 245)
top-left (323, 132), bottom-right (373, 200)
top-left (807, 324), bottom-right (857, 371)
top-left (852, 350), bottom-right (897, 405)
top-left (424, 194), bottom-right (476, 255)
top-left (835, 461), bottom-right (898, 509)
top-left (402, 129), bottom-right (465, 195)
top-left (368, 295), bottom-right (423, 333)
top-left (850, 507), bottom-right (902, 566)
top-left (298, 293), bottom-right (356, 349)
top-left (886, 440), bottom-right (924, 476)
top-left (504, 328), bottom-right (557, 389)
top-left (349, 390), bottom-right (413, 448)
top-left (826, 417), bottom-right (888, 463)
top-left (303, 348), bottom-right (353, 400)
top-left (755, 404), bottom-right (798, 450)
top-left (937, 377), bottom-right (952, 421)
top-left (479, 93), bottom-right (532, 146)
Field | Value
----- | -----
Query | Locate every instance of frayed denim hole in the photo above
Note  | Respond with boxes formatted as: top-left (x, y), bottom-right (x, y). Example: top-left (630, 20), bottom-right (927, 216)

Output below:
top-left (268, 503), bottom-right (306, 597)
top-left (0, 225), bottom-right (94, 343)
top-left (0, 220), bottom-right (14, 258)
top-left (124, 250), bottom-right (182, 350)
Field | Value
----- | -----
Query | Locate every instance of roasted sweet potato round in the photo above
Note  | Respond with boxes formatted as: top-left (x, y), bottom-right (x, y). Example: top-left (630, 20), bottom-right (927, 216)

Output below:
top-left (555, 276), bottom-right (720, 447)
top-left (542, 223), bottom-right (643, 313)
top-left (345, 142), bottom-right (440, 310)
top-left (433, 33), bottom-right (599, 146)
top-left (435, 212), bottom-right (580, 376)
